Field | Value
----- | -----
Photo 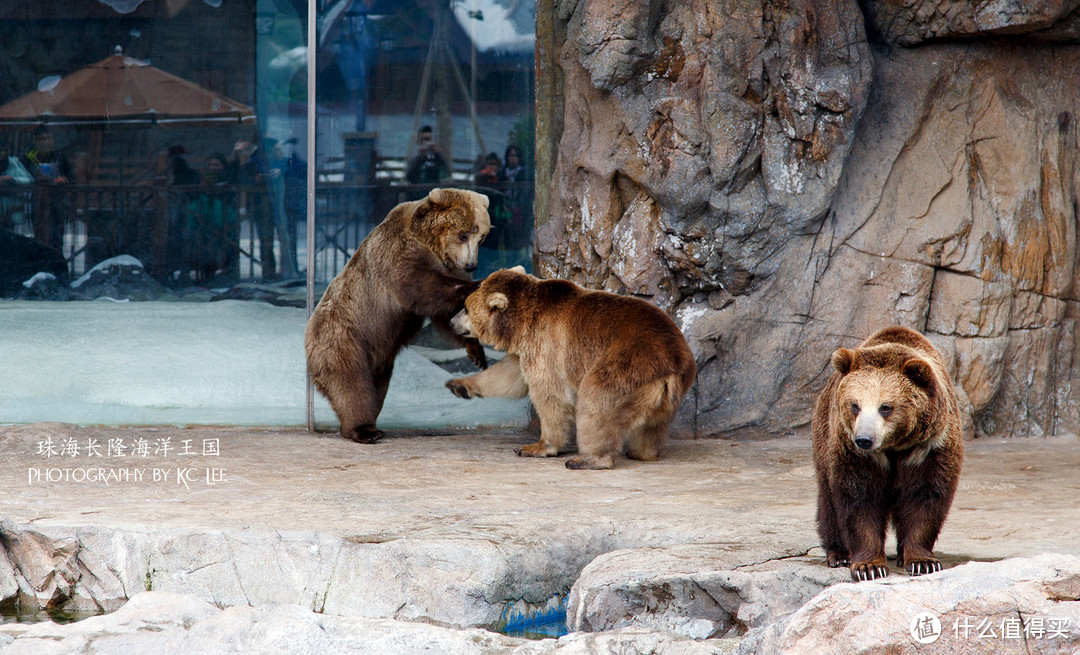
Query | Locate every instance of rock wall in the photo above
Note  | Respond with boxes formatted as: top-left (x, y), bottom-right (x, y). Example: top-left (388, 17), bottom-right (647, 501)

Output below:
top-left (536, 0), bottom-right (1080, 438)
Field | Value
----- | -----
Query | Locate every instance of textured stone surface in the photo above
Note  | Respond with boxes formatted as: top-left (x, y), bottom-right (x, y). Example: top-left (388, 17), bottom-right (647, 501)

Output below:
top-left (742, 554), bottom-right (1080, 654)
top-left (1, 424), bottom-right (1079, 631)
top-left (541, 0), bottom-right (1080, 438)
top-left (568, 553), bottom-right (1080, 654)
top-left (862, 0), bottom-right (1080, 45)
top-left (568, 549), bottom-right (848, 638)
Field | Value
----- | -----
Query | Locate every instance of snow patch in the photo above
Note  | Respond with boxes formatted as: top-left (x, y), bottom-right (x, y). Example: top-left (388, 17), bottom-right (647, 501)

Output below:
top-left (22, 272), bottom-right (56, 289)
top-left (70, 255), bottom-right (145, 289)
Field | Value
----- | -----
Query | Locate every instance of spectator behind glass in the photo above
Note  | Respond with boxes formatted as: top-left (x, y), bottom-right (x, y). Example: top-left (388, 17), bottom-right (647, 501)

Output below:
top-left (405, 125), bottom-right (449, 184)
top-left (22, 125), bottom-right (72, 183)
top-left (498, 144), bottom-right (528, 183)
top-left (168, 144), bottom-right (200, 185)
top-left (0, 142), bottom-right (33, 185)
top-left (202, 153), bottom-right (233, 185)
top-left (0, 141), bottom-right (32, 228)
top-left (474, 152), bottom-right (501, 186)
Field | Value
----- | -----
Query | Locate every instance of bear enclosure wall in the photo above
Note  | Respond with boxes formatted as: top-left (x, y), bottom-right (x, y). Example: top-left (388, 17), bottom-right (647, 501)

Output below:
top-left (534, 0), bottom-right (1080, 439)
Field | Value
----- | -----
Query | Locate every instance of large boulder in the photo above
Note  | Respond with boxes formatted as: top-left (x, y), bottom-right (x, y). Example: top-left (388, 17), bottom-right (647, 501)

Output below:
top-left (541, 0), bottom-right (1080, 438)
top-left (743, 554), bottom-right (1080, 654)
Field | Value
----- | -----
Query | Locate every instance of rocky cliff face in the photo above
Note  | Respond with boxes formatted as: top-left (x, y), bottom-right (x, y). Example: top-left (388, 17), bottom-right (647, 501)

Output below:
top-left (537, 0), bottom-right (1080, 438)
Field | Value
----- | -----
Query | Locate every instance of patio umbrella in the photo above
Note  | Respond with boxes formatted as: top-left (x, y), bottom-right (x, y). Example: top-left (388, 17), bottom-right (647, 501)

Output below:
top-left (0, 46), bottom-right (256, 127)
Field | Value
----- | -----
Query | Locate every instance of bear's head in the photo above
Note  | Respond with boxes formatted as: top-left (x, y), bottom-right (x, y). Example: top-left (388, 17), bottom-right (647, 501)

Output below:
top-left (451, 266), bottom-right (530, 351)
top-left (412, 188), bottom-right (491, 273)
top-left (830, 345), bottom-right (939, 453)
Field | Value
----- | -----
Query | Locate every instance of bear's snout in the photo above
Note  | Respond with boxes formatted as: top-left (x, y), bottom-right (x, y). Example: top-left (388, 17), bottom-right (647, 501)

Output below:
top-left (451, 309), bottom-right (473, 336)
top-left (854, 436), bottom-right (875, 450)
top-left (464, 262), bottom-right (477, 272)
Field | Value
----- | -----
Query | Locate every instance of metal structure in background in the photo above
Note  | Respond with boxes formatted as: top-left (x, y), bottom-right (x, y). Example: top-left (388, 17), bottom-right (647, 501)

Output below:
top-left (306, 0), bottom-right (318, 432)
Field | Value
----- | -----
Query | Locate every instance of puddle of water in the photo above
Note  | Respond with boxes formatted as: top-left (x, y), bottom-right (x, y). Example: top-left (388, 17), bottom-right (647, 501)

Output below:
top-left (497, 595), bottom-right (570, 640)
top-left (500, 615), bottom-right (570, 640)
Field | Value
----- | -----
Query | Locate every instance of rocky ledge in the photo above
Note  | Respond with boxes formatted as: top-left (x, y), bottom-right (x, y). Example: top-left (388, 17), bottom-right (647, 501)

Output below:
top-left (0, 555), bottom-right (1077, 654)
top-left (0, 425), bottom-right (1077, 653)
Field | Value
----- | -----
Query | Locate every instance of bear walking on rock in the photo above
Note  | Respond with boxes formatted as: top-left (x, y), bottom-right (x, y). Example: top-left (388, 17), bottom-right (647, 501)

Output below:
top-left (812, 326), bottom-right (964, 581)
top-left (305, 188), bottom-right (490, 444)
top-left (446, 267), bottom-right (696, 469)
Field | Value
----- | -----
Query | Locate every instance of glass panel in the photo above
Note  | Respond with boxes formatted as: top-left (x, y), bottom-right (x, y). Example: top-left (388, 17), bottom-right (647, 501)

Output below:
top-left (308, 0), bottom-right (535, 432)
top-left (0, 1), bottom-right (533, 429)
top-left (0, 1), bottom-right (306, 424)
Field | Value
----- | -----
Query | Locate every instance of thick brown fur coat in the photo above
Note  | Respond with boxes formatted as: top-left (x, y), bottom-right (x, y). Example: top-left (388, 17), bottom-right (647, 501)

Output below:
top-left (305, 188), bottom-right (490, 443)
top-left (812, 326), bottom-right (964, 581)
top-left (447, 268), bottom-right (696, 469)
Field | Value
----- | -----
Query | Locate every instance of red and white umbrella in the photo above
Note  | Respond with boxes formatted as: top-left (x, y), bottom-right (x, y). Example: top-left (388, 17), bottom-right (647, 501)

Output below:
top-left (0, 46), bottom-right (256, 127)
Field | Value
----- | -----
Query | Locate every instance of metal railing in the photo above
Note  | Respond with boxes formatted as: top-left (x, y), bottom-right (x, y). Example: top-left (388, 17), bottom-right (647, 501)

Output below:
top-left (3, 179), bottom-right (534, 285)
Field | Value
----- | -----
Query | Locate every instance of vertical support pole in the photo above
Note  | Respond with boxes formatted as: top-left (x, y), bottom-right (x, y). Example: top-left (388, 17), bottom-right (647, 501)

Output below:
top-left (305, 0), bottom-right (318, 432)
top-left (534, 0), bottom-right (557, 266)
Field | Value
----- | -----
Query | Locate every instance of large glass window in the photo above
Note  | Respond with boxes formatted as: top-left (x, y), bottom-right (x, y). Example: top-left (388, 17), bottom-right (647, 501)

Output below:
top-left (0, 0), bottom-right (534, 429)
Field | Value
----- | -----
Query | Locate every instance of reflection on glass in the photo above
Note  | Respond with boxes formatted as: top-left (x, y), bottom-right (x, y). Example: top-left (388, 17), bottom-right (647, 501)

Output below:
top-left (0, 1), bottom-right (534, 428)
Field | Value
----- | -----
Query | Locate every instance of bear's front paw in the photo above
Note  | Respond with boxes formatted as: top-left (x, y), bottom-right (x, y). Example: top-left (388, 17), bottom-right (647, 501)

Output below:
top-left (516, 441), bottom-right (555, 458)
top-left (348, 425), bottom-right (385, 444)
top-left (850, 560), bottom-right (889, 582)
top-left (465, 339), bottom-right (488, 369)
top-left (446, 379), bottom-right (474, 399)
top-left (904, 558), bottom-right (942, 576)
top-left (826, 551), bottom-right (851, 568)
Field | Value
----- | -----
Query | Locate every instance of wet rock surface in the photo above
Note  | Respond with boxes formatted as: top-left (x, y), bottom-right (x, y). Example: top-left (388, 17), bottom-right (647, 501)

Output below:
top-left (0, 424), bottom-right (1077, 651)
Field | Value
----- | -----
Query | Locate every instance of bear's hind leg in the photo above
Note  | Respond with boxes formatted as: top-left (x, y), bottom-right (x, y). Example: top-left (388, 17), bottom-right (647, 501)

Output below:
top-left (325, 365), bottom-right (389, 444)
top-left (625, 415), bottom-right (670, 462)
top-left (566, 385), bottom-right (630, 470)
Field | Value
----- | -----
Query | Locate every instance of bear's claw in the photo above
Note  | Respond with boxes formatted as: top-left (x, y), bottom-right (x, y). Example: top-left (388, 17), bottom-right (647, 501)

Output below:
top-left (851, 563), bottom-right (889, 582)
top-left (826, 553), bottom-right (851, 568)
top-left (445, 379), bottom-right (472, 399)
top-left (348, 426), bottom-right (384, 444)
top-left (906, 559), bottom-right (942, 576)
top-left (465, 339), bottom-right (488, 369)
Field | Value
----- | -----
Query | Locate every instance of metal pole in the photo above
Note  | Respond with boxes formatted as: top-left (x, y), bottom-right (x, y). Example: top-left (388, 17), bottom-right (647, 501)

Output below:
top-left (305, 0), bottom-right (317, 432)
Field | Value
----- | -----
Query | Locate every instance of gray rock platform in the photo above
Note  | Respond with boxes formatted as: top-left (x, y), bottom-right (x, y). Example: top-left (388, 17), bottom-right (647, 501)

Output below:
top-left (1, 423), bottom-right (1078, 652)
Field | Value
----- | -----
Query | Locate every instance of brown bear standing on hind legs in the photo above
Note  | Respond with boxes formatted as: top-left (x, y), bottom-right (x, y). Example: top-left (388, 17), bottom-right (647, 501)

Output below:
top-left (305, 188), bottom-right (490, 443)
top-left (445, 267), bottom-right (696, 469)
top-left (812, 326), bottom-right (964, 581)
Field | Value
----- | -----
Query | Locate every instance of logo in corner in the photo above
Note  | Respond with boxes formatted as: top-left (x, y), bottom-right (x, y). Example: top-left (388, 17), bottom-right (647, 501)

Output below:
top-left (910, 611), bottom-right (942, 644)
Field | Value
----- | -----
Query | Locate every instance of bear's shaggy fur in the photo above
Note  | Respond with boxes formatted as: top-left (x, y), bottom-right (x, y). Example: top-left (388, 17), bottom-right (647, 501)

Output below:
top-left (305, 188), bottom-right (490, 443)
top-left (446, 267), bottom-right (696, 469)
top-left (812, 326), bottom-right (964, 581)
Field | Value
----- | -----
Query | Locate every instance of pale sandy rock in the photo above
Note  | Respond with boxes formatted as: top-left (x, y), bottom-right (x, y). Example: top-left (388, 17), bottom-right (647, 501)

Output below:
top-left (567, 547), bottom-right (845, 638)
top-left (743, 554), bottom-right (1080, 655)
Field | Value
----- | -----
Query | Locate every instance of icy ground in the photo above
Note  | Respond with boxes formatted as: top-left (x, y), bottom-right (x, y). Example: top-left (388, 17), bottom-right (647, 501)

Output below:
top-left (0, 300), bottom-right (530, 428)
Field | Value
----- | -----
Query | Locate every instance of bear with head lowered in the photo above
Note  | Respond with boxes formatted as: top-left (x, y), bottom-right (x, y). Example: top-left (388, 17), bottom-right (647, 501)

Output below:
top-left (812, 325), bottom-right (964, 582)
top-left (305, 188), bottom-right (490, 444)
top-left (446, 267), bottom-right (696, 470)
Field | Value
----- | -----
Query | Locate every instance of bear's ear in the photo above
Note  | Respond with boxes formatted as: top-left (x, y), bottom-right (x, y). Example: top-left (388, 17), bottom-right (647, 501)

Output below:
top-left (832, 348), bottom-right (855, 376)
top-left (902, 358), bottom-right (935, 391)
top-left (427, 188), bottom-right (449, 207)
top-left (509, 265), bottom-right (526, 275)
top-left (487, 292), bottom-right (509, 312)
